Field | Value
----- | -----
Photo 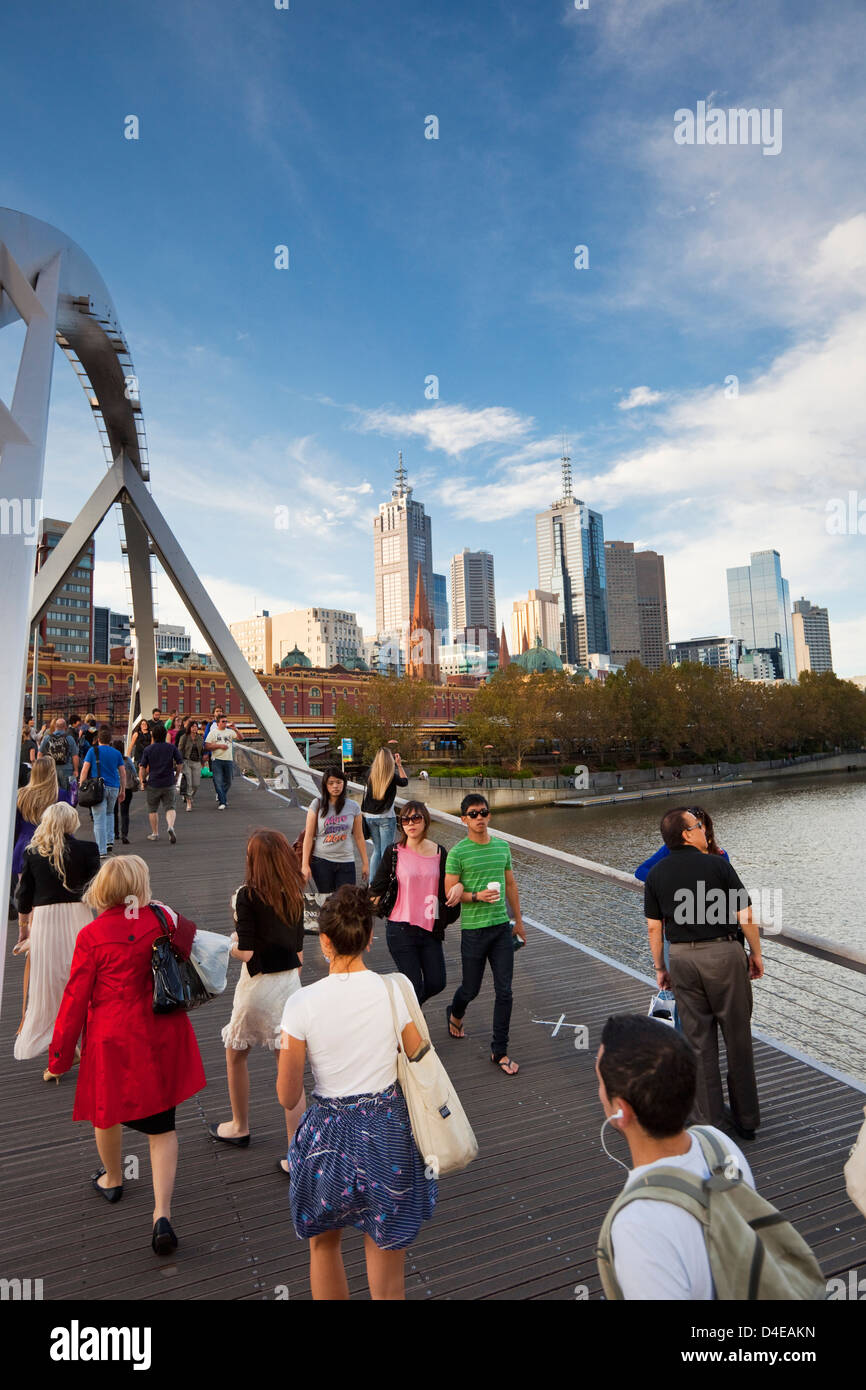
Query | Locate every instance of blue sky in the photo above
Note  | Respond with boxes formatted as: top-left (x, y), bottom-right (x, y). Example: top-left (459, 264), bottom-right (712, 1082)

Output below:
top-left (1, 0), bottom-right (864, 673)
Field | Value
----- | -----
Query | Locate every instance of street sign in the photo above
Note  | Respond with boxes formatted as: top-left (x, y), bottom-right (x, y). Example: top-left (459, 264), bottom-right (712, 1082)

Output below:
top-left (341, 737), bottom-right (353, 758)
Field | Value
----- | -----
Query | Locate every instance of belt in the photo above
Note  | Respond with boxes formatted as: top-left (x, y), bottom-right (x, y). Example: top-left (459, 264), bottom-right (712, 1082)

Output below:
top-left (670, 934), bottom-right (739, 947)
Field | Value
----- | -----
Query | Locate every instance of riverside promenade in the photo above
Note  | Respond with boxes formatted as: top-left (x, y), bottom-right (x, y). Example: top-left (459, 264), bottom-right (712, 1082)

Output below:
top-left (2, 775), bottom-right (865, 1301)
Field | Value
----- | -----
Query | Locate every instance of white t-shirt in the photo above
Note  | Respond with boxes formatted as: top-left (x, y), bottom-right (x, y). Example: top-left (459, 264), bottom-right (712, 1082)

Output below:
top-left (611, 1128), bottom-right (754, 1301)
top-left (206, 727), bottom-right (238, 761)
top-left (280, 970), bottom-right (413, 1098)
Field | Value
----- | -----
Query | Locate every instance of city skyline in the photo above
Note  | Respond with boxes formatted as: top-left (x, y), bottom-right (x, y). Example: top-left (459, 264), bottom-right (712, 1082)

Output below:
top-left (2, 1), bottom-right (863, 675)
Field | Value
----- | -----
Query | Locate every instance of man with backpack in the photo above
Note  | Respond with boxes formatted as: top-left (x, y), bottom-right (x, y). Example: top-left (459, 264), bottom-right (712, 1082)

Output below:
top-left (595, 1014), bottom-right (825, 1300)
top-left (39, 717), bottom-right (79, 792)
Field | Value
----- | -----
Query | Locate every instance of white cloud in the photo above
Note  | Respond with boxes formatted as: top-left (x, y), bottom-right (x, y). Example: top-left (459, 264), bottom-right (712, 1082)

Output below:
top-left (618, 386), bottom-right (666, 411)
top-left (354, 403), bottom-right (534, 457)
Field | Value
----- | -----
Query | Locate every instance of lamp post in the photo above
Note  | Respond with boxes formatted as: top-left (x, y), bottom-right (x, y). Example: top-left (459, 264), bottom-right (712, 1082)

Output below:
top-left (482, 744), bottom-right (494, 785)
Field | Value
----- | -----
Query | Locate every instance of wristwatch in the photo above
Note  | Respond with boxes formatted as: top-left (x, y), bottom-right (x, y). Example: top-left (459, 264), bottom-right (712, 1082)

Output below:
top-left (472, 891), bottom-right (478, 903)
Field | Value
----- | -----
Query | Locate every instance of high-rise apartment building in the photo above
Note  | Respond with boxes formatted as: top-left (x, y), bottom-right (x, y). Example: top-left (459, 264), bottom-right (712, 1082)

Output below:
top-left (535, 452), bottom-right (608, 666)
top-left (433, 572), bottom-right (449, 645)
top-left (668, 635), bottom-right (744, 672)
top-left (373, 455), bottom-right (434, 653)
top-left (604, 542), bottom-right (642, 666)
top-left (230, 612), bottom-right (272, 672)
top-left (635, 550), bottom-right (669, 670)
top-left (792, 598), bottom-right (833, 675)
top-left (37, 518), bottom-right (94, 661)
top-left (727, 549), bottom-right (795, 680)
top-left (450, 550), bottom-right (496, 642)
top-left (511, 590), bottom-right (560, 655)
top-left (271, 608), bottom-right (363, 670)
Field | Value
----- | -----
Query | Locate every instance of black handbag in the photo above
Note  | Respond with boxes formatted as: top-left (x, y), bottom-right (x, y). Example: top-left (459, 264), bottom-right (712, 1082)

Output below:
top-left (375, 846), bottom-right (400, 918)
top-left (150, 903), bottom-right (212, 1013)
top-left (438, 847), bottom-right (461, 928)
top-left (77, 745), bottom-right (105, 808)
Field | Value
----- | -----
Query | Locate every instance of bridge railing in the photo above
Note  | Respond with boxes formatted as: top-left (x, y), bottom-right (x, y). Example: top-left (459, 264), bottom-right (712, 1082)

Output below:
top-left (234, 744), bottom-right (866, 1084)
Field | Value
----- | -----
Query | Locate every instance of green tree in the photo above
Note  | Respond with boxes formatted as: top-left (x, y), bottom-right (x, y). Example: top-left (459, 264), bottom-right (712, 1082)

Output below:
top-left (334, 675), bottom-right (433, 763)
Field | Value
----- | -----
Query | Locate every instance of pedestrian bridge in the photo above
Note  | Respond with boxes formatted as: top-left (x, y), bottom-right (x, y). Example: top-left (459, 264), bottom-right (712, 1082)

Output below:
top-left (1, 767), bottom-right (864, 1300)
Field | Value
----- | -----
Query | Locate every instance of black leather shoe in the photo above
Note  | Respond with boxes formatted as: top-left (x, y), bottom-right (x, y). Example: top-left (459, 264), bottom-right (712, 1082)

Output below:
top-left (91, 1168), bottom-right (123, 1203)
top-left (723, 1106), bottom-right (757, 1141)
top-left (208, 1121), bottom-right (250, 1147)
top-left (152, 1218), bottom-right (178, 1255)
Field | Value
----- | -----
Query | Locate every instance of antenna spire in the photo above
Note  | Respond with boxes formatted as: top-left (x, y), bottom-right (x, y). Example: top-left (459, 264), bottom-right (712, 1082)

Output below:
top-left (393, 450), bottom-right (409, 498)
top-left (560, 433), bottom-right (572, 502)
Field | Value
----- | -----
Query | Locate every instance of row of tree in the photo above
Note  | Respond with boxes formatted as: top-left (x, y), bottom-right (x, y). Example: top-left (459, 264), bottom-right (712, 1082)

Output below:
top-left (334, 665), bottom-right (866, 771)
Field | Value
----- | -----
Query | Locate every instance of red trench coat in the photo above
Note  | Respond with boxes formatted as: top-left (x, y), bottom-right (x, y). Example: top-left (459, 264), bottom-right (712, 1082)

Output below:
top-left (49, 902), bottom-right (206, 1127)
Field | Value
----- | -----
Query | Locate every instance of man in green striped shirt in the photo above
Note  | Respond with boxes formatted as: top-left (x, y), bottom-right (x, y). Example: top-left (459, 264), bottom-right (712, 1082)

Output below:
top-left (444, 794), bottom-right (526, 1075)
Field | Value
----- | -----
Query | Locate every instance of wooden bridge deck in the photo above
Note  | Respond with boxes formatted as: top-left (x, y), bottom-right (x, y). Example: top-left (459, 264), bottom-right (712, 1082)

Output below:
top-left (2, 774), bottom-right (864, 1301)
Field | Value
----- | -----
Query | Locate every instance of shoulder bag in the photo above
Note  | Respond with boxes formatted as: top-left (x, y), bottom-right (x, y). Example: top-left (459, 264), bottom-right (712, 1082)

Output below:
top-left (845, 1105), bottom-right (866, 1217)
top-left (375, 845), bottom-right (400, 919)
top-left (150, 903), bottom-right (213, 1013)
top-left (384, 972), bottom-right (478, 1178)
top-left (77, 745), bottom-right (105, 808)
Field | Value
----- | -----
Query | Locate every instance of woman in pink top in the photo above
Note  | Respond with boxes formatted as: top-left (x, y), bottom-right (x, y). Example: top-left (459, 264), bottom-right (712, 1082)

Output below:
top-left (368, 800), bottom-right (457, 1005)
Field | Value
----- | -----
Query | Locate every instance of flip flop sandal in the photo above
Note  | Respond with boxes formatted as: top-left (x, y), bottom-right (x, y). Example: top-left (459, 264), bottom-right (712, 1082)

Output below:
top-left (492, 1055), bottom-right (519, 1076)
top-left (445, 1007), bottom-right (465, 1039)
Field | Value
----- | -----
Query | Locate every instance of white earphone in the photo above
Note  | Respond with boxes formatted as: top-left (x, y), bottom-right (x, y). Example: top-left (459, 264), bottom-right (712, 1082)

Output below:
top-left (600, 1108), bottom-right (629, 1169)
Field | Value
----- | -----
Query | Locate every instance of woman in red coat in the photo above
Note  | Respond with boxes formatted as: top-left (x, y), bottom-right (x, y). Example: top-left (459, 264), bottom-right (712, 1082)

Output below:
top-left (49, 854), bottom-right (206, 1255)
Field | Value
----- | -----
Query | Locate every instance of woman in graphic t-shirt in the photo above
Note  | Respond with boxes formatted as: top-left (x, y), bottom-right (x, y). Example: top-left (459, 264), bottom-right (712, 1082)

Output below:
top-left (369, 800), bottom-right (457, 1005)
top-left (277, 884), bottom-right (436, 1300)
top-left (300, 766), bottom-right (369, 894)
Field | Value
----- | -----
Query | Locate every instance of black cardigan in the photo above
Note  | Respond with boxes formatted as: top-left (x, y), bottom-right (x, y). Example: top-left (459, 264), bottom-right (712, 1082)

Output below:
top-left (361, 772), bottom-right (409, 815)
top-left (16, 835), bottom-right (101, 912)
top-left (234, 885), bottom-right (303, 975)
top-left (369, 842), bottom-right (460, 941)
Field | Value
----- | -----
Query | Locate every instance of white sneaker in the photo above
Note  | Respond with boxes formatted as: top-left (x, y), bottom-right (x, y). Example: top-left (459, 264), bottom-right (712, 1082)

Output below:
top-left (147, 833), bottom-right (159, 841)
top-left (217, 804), bottom-right (226, 811)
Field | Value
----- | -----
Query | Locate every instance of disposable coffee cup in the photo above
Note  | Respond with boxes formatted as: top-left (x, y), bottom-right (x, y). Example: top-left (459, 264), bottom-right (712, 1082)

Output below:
top-left (487, 881), bottom-right (501, 901)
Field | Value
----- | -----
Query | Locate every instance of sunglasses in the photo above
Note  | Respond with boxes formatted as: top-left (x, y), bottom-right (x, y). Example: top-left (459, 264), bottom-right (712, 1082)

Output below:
top-left (685, 819), bottom-right (704, 831)
top-left (465, 808), bottom-right (490, 820)
top-left (401, 814), bottom-right (424, 825)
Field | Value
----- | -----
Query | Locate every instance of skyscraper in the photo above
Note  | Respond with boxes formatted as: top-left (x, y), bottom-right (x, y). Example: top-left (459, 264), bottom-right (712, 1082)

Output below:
top-left (36, 518), bottom-right (95, 662)
top-left (432, 572), bottom-right (449, 645)
top-left (604, 542), bottom-right (641, 666)
top-left (792, 598), bottom-right (833, 675)
top-left (727, 549), bottom-right (795, 680)
top-left (450, 549), bottom-right (496, 642)
top-left (635, 550), bottom-right (670, 670)
top-left (535, 449), bottom-right (608, 666)
top-left (373, 454), bottom-right (434, 656)
top-left (510, 590), bottom-right (560, 656)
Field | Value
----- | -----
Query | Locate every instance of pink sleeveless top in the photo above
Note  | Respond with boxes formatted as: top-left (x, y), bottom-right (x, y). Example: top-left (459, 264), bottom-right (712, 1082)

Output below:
top-left (389, 845), bottom-right (441, 931)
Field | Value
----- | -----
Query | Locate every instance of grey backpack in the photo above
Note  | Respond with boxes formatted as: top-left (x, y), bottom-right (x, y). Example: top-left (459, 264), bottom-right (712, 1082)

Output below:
top-left (597, 1126), bottom-right (826, 1301)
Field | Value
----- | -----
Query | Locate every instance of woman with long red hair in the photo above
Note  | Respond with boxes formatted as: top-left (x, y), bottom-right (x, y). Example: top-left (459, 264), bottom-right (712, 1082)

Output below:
top-left (209, 828), bottom-right (306, 1172)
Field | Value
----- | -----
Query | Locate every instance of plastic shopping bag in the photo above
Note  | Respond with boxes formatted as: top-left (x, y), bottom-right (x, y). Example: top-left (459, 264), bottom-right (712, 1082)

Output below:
top-left (648, 988), bottom-right (678, 1029)
top-left (189, 929), bottom-right (231, 996)
top-left (303, 891), bottom-right (328, 936)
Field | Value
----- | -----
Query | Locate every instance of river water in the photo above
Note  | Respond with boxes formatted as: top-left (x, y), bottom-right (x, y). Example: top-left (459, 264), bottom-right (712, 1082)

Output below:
top-left (444, 773), bottom-right (866, 1083)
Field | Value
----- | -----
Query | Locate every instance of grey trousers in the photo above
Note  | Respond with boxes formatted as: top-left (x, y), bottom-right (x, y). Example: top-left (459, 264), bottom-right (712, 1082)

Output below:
top-left (668, 939), bottom-right (760, 1131)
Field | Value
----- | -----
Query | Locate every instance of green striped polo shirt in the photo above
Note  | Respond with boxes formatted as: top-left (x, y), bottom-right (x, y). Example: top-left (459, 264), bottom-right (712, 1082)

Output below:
top-left (445, 835), bottom-right (512, 929)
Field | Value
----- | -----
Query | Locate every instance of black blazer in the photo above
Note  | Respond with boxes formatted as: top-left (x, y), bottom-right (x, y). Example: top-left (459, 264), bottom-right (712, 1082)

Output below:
top-left (16, 835), bottom-right (101, 913)
top-left (369, 842), bottom-right (460, 941)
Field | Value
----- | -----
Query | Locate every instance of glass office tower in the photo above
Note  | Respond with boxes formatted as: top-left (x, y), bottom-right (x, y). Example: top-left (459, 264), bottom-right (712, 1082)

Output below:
top-left (726, 549), bottom-right (795, 680)
top-left (536, 455), bottom-right (608, 666)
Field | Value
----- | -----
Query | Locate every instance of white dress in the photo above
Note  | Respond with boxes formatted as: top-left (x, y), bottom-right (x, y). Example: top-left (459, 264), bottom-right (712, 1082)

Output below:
top-left (14, 901), bottom-right (93, 1060)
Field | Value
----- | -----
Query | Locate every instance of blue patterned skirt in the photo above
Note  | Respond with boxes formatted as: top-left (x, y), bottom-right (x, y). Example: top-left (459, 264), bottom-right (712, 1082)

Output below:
top-left (289, 1082), bottom-right (437, 1249)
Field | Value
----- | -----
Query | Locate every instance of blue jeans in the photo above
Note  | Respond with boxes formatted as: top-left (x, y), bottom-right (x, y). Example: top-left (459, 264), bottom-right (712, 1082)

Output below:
top-left (366, 812), bottom-right (397, 881)
top-left (386, 922), bottom-right (446, 1005)
top-left (93, 785), bottom-right (119, 855)
top-left (211, 759), bottom-right (234, 806)
top-left (451, 921), bottom-right (514, 1058)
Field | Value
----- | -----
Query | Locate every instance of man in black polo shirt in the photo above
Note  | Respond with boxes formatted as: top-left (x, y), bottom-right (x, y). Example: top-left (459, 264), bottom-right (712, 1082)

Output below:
top-left (644, 807), bottom-right (764, 1141)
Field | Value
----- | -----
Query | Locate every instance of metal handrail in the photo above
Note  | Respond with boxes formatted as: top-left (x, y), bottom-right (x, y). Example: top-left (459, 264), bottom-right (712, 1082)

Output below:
top-left (232, 744), bottom-right (866, 978)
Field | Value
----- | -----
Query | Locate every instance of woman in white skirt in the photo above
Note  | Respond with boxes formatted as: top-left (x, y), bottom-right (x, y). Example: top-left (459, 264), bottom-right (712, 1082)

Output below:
top-left (209, 829), bottom-right (306, 1171)
top-left (14, 802), bottom-right (99, 1078)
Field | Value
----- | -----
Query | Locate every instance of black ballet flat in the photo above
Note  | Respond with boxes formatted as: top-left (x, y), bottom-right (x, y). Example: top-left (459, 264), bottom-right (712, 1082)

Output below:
top-left (91, 1168), bottom-right (123, 1203)
top-left (208, 1121), bottom-right (250, 1147)
top-left (152, 1218), bottom-right (178, 1255)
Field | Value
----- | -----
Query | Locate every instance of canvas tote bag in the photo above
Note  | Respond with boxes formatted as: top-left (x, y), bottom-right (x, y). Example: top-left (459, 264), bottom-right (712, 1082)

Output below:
top-left (384, 972), bottom-right (478, 1178)
top-left (844, 1105), bottom-right (866, 1217)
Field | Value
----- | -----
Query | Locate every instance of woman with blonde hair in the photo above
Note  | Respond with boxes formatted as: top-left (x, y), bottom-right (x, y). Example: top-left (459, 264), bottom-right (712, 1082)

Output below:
top-left (14, 801), bottom-right (99, 1075)
top-left (361, 747), bottom-right (408, 880)
top-left (12, 756), bottom-right (60, 881)
top-left (48, 855), bottom-right (205, 1255)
